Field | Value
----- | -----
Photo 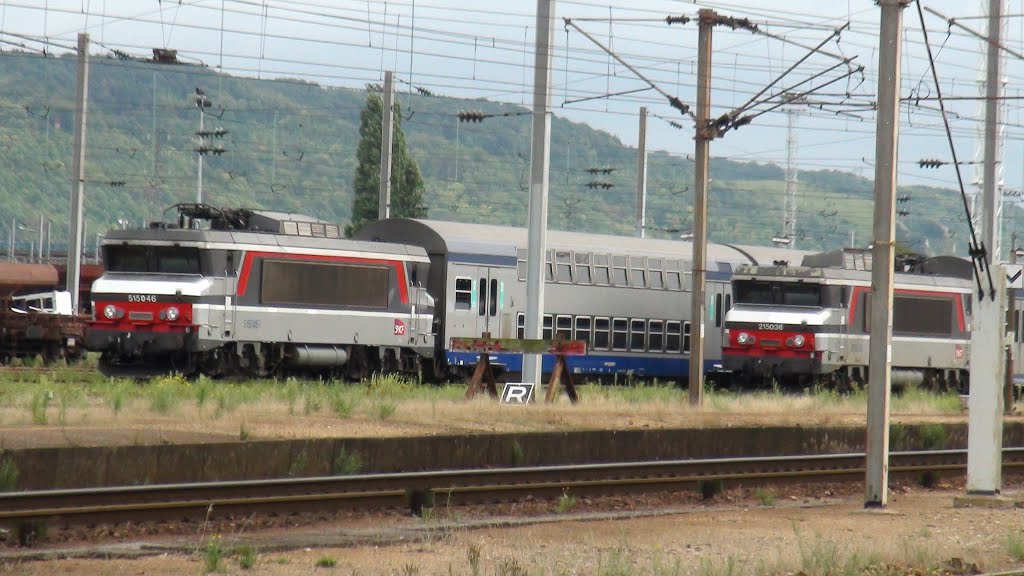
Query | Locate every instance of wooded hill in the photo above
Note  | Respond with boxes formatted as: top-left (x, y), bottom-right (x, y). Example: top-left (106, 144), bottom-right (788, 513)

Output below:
top-left (0, 50), bottom-right (1017, 256)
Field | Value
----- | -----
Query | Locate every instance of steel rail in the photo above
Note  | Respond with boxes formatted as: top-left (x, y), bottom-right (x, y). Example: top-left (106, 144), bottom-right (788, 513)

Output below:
top-left (1, 449), bottom-right (1021, 525)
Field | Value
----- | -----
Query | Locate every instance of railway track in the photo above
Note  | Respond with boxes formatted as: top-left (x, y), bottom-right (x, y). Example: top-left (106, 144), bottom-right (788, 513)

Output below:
top-left (1, 448), bottom-right (1022, 527)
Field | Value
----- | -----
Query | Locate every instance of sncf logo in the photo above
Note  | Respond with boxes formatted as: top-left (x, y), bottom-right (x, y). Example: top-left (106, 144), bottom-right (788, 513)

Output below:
top-left (393, 319), bottom-right (406, 336)
top-left (501, 383), bottom-right (535, 404)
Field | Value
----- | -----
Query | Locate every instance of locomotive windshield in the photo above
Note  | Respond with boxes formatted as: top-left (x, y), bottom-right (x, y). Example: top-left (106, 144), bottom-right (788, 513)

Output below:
top-left (733, 280), bottom-right (823, 307)
top-left (105, 245), bottom-right (202, 274)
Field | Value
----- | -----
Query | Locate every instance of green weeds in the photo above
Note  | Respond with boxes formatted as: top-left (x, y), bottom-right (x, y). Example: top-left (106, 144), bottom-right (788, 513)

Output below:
top-left (554, 489), bottom-right (576, 514)
top-left (755, 488), bottom-right (776, 506)
top-left (315, 555), bottom-right (337, 568)
top-left (1008, 531), bottom-right (1024, 561)
top-left (331, 447), bottom-right (363, 475)
top-left (0, 456), bottom-right (18, 491)
top-left (203, 535), bottom-right (225, 573)
top-left (236, 544), bottom-right (257, 570)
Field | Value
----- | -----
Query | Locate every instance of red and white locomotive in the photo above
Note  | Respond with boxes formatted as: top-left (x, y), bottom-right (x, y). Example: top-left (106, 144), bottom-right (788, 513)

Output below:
top-left (722, 249), bottom-right (974, 391)
top-left (86, 205), bottom-right (435, 378)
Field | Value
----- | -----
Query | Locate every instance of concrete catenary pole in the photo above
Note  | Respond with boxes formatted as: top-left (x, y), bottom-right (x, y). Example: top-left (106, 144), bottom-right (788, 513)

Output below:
top-left (68, 32), bottom-right (90, 314)
top-left (635, 106), bottom-right (648, 238)
top-left (523, 0), bottom-right (556, 386)
top-left (378, 70), bottom-right (395, 221)
top-left (864, 0), bottom-right (908, 509)
top-left (966, 0), bottom-right (1006, 497)
top-left (688, 9), bottom-right (714, 407)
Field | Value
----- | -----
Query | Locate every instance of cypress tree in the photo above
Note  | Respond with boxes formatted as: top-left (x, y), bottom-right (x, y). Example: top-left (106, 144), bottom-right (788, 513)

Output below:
top-left (345, 92), bottom-right (427, 236)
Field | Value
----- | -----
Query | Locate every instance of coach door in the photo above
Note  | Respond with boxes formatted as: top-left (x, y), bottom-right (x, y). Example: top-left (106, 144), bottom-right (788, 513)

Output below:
top-left (474, 268), bottom-right (504, 338)
top-left (707, 282), bottom-right (731, 355)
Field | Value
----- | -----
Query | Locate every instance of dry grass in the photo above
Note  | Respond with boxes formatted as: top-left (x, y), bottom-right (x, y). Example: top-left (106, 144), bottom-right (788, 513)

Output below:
top-left (0, 370), bottom-right (1016, 447)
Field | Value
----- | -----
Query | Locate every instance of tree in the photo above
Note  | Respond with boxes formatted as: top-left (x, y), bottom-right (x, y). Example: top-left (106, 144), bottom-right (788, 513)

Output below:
top-left (345, 92), bottom-right (427, 236)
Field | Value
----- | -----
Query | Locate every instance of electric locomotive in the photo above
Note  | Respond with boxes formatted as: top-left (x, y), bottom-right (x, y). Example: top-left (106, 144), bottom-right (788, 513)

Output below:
top-left (86, 205), bottom-right (435, 378)
top-left (722, 249), bottom-right (974, 391)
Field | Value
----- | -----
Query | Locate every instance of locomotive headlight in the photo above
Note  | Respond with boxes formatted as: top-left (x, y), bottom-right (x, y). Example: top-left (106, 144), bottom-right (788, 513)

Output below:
top-left (103, 304), bottom-right (117, 319)
top-left (164, 306), bottom-right (180, 321)
top-left (737, 332), bottom-right (755, 345)
top-left (791, 335), bottom-right (806, 347)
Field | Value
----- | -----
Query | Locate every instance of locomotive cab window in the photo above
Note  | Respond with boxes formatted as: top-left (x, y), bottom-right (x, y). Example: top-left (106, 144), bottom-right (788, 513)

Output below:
top-left (106, 245), bottom-right (202, 274)
top-left (733, 280), bottom-right (823, 307)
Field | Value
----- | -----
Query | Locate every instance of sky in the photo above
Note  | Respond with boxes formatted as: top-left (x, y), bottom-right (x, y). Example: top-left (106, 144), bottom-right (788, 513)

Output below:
top-left (1, 0), bottom-right (1023, 239)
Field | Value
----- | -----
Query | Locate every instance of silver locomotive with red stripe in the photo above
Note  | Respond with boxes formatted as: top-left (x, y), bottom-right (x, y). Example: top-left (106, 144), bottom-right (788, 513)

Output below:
top-left (86, 205), bottom-right (435, 378)
top-left (722, 250), bottom-right (974, 391)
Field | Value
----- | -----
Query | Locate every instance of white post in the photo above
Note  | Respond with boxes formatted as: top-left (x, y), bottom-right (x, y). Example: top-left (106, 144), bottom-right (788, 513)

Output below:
top-left (68, 33), bottom-right (90, 314)
top-left (523, 0), bottom-right (556, 386)
top-left (865, 0), bottom-right (907, 509)
top-left (966, 0), bottom-right (1007, 497)
top-left (635, 106), bottom-right (648, 238)
top-left (378, 71), bottom-right (395, 221)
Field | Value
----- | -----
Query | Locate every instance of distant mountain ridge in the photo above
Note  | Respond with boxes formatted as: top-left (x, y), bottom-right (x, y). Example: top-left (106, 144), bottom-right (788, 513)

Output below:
top-left (0, 50), bottom-right (1016, 256)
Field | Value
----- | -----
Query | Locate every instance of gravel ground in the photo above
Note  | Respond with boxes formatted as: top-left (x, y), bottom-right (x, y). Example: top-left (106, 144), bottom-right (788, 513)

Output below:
top-left (2, 478), bottom-right (1022, 576)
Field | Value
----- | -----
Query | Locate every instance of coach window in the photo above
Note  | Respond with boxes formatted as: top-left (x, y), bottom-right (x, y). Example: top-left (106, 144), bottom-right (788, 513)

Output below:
top-left (648, 258), bottom-right (664, 289)
top-left (665, 260), bottom-right (682, 291)
top-left (545, 251), bottom-right (554, 282)
top-left (612, 318), bottom-right (629, 350)
top-left (454, 278), bottom-right (473, 310)
top-left (575, 253), bottom-right (592, 284)
top-left (629, 257), bottom-right (646, 288)
top-left (517, 249), bottom-right (528, 281)
top-left (517, 312), bottom-right (525, 339)
top-left (666, 321), bottom-right (681, 353)
top-left (594, 255), bottom-right (611, 285)
top-left (478, 277), bottom-right (487, 316)
top-left (648, 320), bottom-right (664, 352)
top-left (630, 319), bottom-right (647, 351)
top-left (683, 322), bottom-right (692, 353)
top-left (543, 315), bottom-right (553, 340)
top-left (612, 256), bottom-right (628, 286)
top-left (593, 317), bottom-right (611, 350)
top-left (575, 316), bottom-right (592, 346)
top-left (556, 315), bottom-right (573, 341)
top-left (556, 251), bottom-right (573, 283)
